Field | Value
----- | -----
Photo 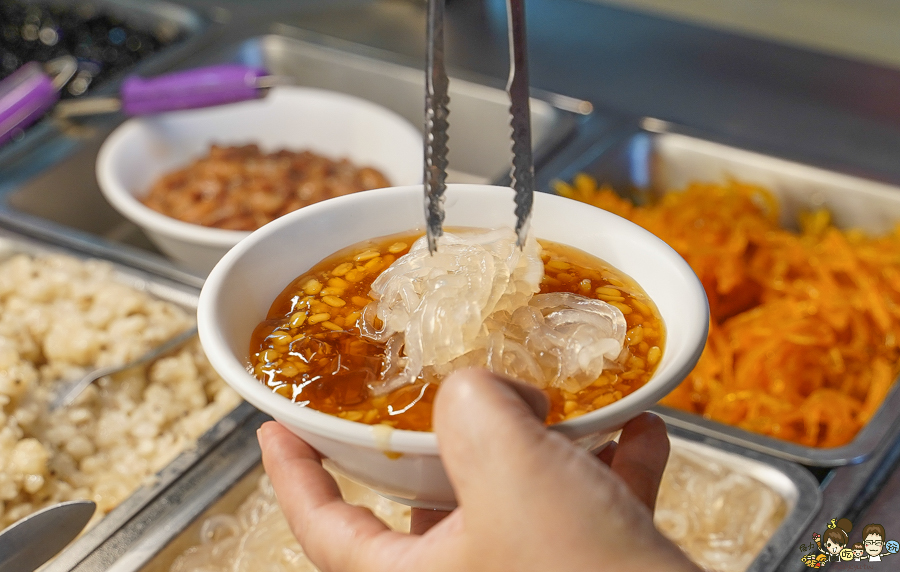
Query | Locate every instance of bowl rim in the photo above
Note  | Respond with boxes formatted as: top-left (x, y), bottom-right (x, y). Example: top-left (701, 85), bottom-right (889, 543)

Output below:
top-left (95, 85), bottom-right (424, 248)
top-left (198, 184), bottom-right (710, 454)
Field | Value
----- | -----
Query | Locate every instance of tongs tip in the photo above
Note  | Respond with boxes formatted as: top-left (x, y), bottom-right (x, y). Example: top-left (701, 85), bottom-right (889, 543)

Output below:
top-left (507, 0), bottom-right (535, 250)
top-left (424, 0), bottom-right (450, 255)
top-left (422, 0), bottom-right (534, 253)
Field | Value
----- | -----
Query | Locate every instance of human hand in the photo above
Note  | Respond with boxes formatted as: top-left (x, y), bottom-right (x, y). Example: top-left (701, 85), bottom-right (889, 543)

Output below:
top-left (258, 368), bottom-right (701, 572)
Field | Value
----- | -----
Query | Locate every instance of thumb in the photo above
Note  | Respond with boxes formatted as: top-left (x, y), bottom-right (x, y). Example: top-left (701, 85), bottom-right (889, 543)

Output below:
top-left (432, 369), bottom-right (700, 572)
top-left (412, 380), bottom-right (545, 536)
top-left (432, 368), bottom-right (556, 507)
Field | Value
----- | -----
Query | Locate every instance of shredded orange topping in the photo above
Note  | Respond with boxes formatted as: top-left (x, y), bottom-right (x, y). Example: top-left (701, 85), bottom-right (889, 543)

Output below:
top-left (555, 174), bottom-right (900, 447)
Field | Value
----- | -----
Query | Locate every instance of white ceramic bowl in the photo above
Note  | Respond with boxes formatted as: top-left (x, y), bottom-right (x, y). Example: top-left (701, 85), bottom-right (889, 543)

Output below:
top-left (96, 86), bottom-right (423, 273)
top-left (198, 184), bottom-right (709, 509)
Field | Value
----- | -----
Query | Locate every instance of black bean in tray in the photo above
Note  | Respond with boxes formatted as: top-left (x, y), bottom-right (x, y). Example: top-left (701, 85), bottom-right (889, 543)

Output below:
top-left (0, 0), bottom-right (185, 98)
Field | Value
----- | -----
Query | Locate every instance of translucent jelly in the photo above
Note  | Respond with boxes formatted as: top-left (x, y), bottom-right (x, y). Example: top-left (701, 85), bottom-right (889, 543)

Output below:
top-left (249, 230), bottom-right (665, 430)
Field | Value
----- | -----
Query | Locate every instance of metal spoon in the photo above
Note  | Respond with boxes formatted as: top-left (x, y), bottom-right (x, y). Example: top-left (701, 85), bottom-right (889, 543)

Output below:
top-left (49, 326), bottom-right (198, 411)
top-left (0, 500), bottom-right (95, 572)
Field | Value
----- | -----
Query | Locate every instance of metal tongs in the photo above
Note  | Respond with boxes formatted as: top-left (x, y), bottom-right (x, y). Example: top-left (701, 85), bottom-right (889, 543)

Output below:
top-left (0, 58), bottom-right (279, 146)
top-left (424, 0), bottom-right (534, 253)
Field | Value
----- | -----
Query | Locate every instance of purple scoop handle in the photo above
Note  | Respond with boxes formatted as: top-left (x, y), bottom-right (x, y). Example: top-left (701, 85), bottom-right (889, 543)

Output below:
top-left (0, 62), bottom-right (59, 146)
top-left (121, 64), bottom-right (267, 116)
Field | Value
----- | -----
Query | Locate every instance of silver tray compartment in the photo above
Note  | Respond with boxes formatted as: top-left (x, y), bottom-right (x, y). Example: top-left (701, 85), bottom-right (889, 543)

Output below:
top-left (0, 32), bottom-right (592, 260)
top-left (0, 0), bottom-right (211, 260)
top-left (244, 32), bottom-right (587, 184)
top-left (0, 227), bottom-right (254, 572)
top-left (665, 427), bottom-right (820, 572)
top-left (545, 118), bottom-right (900, 466)
top-left (0, 0), bottom-right (207, 164)
top-left (62, 411), bottom-right (269, 572)
top-left (64, 420), bottom-right (819, 572)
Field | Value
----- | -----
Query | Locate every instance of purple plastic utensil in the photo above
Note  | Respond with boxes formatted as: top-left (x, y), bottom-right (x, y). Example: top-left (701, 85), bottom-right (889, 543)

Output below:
top-left (120, 64), bottom-right (268, 116)
top-left (0, 62), bottom-right (59, 146)
top-left (1, 63), bottom-right (272, 146)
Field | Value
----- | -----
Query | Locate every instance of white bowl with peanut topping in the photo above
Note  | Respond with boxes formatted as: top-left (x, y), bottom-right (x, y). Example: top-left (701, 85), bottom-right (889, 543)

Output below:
top-left (197, 184), bottom-right (709, 509)
top-left (96, 87), bottom-right (423, 274)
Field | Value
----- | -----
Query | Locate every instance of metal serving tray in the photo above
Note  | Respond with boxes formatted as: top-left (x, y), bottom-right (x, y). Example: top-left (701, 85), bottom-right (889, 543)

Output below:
top-left (55, 419), bottom-right (817, 572)
top-left (666, 427), bottom-right (821, 572)
top-left (0, 0), bottom-right (212, 261)
top-left (62, 410), bottom-right (269, 572)
top-left (0, 226), bottom-right (254, 572)
top-left (543, 118), bottom-right (900, 467)
top-left (0, 32), bottom-right (592, 264)
top-left (0, 0), bottom-right (207, 164)
top-left (241, 32), bottom-right (588, 184)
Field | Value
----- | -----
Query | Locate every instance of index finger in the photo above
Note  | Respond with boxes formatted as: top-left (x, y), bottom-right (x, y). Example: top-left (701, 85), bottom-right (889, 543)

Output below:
top-left (609, 412), bottom-right (670, 511)
top-left (258, 422), bottom-right (418, 572)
